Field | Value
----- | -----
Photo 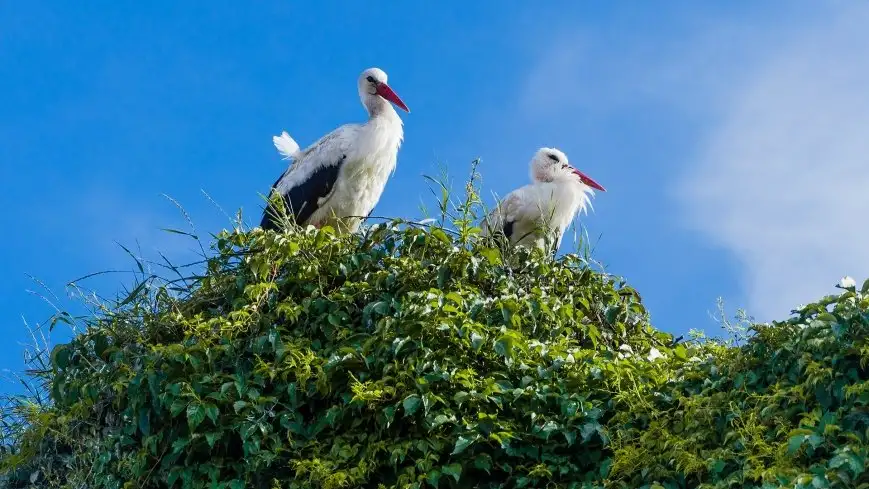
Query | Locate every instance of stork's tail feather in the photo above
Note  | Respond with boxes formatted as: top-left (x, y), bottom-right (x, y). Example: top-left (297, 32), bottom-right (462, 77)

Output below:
top-left (273, 131), bottom-right (301, 160)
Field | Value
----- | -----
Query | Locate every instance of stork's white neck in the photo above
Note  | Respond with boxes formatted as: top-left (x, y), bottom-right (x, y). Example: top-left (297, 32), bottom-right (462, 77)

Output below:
top-left (361, 95), bottom-right (403, 151)
top-left (538, 180), bottom-right (594, 227)
top-left (362, 95), bottom-right (398, 120)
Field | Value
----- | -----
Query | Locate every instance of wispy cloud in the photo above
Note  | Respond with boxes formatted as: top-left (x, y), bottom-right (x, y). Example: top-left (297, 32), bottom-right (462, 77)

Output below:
top-left (519, 3), bottom-right (869, 321)
top-left (680, 3), bottom-right (869, 319)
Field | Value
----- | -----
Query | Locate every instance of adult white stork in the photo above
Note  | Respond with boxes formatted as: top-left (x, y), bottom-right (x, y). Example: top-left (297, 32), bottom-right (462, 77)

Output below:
top-left (481, 148), bottom-right (606, 251)
top-left (260, 67), bottom-right (410, 233)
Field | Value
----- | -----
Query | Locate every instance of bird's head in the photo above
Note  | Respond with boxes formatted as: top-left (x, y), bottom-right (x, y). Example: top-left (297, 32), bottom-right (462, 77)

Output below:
top-left (530, 147), bottom-right (606, 192)
top-left (358, 67), bottom-right (410, 113)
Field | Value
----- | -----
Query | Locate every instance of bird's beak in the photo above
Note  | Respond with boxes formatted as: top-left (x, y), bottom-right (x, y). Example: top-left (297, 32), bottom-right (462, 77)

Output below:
top-left (375, 83), bottom-right (410, 112)
top-left (572, 168), bottom-right (606, 192)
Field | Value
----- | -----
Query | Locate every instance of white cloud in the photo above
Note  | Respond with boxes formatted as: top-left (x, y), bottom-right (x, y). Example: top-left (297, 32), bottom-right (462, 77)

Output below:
top-left (519, 4), bottom-right (869, 321)
top-left (680, 4), bottom-right (869, 319)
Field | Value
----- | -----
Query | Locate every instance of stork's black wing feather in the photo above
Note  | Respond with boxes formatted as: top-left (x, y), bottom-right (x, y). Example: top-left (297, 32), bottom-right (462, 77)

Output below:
top-left (260, 156), bottom-right (346, 230)
top-left (503, 220), bottom-right (515, 241)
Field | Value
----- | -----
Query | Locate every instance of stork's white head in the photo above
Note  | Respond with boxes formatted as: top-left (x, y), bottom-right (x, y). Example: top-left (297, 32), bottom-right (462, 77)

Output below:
top-left (530, 147), bottom-right (606, 191)
top-left (358, 67), bottom-right (410, 114)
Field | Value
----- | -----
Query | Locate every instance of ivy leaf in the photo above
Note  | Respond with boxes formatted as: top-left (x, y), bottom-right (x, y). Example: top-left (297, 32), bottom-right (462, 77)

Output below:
top-left (432, 414), bottom-right (450, 428)
top-left (474, 453), bottom-right (493, 473)
top-left (673, 344), bottom-right (688, 361)
top-left (205, 432), bottom-right (221, 449)
top-left (830, 450), bottom-right (863, 475)
top-left (204, 403), bottom-right (219, 424)
top-left (93, 334), bottom-right (109, 360)
top-left (441, 463), bottom-right (462, 482)
top-left (403, 395), bottom-right (421, 416)
top-left (51, 345), bottom-right (71, 371)
top-left (471, 332), bottom-right (484, 351)
top-left (580, 422), bottom-right (599, 442)
top-left (171, 438), bottom-right (189, 454)
top-left (494, 335), bottom-right (514, 358)
top-left (187, 404), bottom-right (206, 431)
top-left (598, 458), bottom-right (613, 479)
top-left (788, 434), bottom-right (806, 454)
top-left (451, 435), bottom-right (475, 455)
top-left (426, 470), bottom-right (441, 486)
top-left (479, 248), bottom-right (501, 265)
top-left (170, 399), bottom-right (187, 417)
top-left (437, 265), bottom-right (452, 289)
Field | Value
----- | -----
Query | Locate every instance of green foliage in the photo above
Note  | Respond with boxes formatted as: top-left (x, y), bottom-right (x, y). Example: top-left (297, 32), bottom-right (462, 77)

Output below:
top-left (2, 218), bottom-right (670, 488)
top-left (609, 284), bottom-right (869, 489)
top-left (2, 173), bottom-right (869, 488)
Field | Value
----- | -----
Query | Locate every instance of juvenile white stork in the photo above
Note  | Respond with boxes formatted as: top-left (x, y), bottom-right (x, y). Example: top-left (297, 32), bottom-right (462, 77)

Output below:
top-left (481, 148), bottom-right (606, 251)
top-left (260, 67), bottom-right (409, 233)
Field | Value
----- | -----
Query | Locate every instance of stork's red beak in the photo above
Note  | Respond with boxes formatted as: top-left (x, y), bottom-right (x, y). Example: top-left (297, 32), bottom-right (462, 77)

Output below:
top-left (572, 168), bottom-right (606, 192)
top-left (375, 83), bottom-right (410, 112)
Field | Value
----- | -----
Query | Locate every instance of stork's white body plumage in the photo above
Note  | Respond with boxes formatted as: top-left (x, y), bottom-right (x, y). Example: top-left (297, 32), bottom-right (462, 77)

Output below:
top-left (483, 181), bottom-right (594, 250)
top-left (261, 68), bottom-right (408, 233)
top-left (481, 148), bottom-right (605, 251)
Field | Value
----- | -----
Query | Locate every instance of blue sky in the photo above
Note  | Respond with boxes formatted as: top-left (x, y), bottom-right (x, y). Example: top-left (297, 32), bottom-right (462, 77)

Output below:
top-left (3, 2), bottom-right (868, 391)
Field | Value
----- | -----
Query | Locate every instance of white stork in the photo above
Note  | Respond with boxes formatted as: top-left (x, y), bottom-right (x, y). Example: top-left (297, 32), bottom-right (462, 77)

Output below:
top-left (260, 67), bottom-right (409, 233)
top-left (481, 147), bottom-right (606, 251)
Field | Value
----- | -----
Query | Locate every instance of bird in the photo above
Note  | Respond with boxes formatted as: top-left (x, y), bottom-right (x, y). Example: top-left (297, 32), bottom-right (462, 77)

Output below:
top-left (480, 147), bottom-right (606, 252)
top-left (260, 67), bottom-right (410, 233)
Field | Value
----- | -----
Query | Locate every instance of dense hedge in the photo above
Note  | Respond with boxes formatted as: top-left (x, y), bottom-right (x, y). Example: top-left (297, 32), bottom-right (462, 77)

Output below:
top-left (2, 220), bottom-right (868, 488)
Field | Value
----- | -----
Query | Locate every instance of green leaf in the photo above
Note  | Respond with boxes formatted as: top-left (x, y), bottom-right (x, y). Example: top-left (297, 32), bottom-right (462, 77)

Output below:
top-left (437, 265), bottom-right (451, 289)
top-left (92, 334), bottom-right (109, 359)
top-left (442, 463), bottom-right (462, 482)
top-left (788, 434), bottom-right (806, 454)
top-left (426, 470), bottom-right (441, 486)
top-left (452, 435), bottom-right (475, 455)
top-left (51, 344), bottom-right (71, 370)
top-left (170, 399), bottom-right (187, 417)
top-left (431, 228), bottom-right (450, 244)
top-left (580, 422), bottom-right (599, 442)
top-left (471, 332), bottom-right (484, 351)
top-left (403, 395), bottom-right (421, 416)
top-left (205, 432), bottom-right (221, 449)
top-left (494, 335), bottom-right (514, 358)
top-left (171, 437), bottom-right (189, 454)
top-left (187, 404), bottom-right (206, 431)
top-left (479, 247), bottom-right (501, 265)
top-left (432, 414), bottom-right (450, 427)
top-left (204, 403), bottom-right (219, 423)
top-left (598, 458), bottom-right (613, 479)
top-left (473, 453), bottom-right (493, 473)
top-left (233, 401), bottom-right (248, 413)
top-left (673, 344), bottom-right (688, 361)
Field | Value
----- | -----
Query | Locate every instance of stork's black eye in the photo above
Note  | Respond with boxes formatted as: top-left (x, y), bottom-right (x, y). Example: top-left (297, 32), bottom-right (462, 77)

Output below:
top-left (366, 76), bottom-right (376, 83)
top-left (562, 164), bottom-right (568, 169)
top-left (547, 154), bottom-right (560, 163)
